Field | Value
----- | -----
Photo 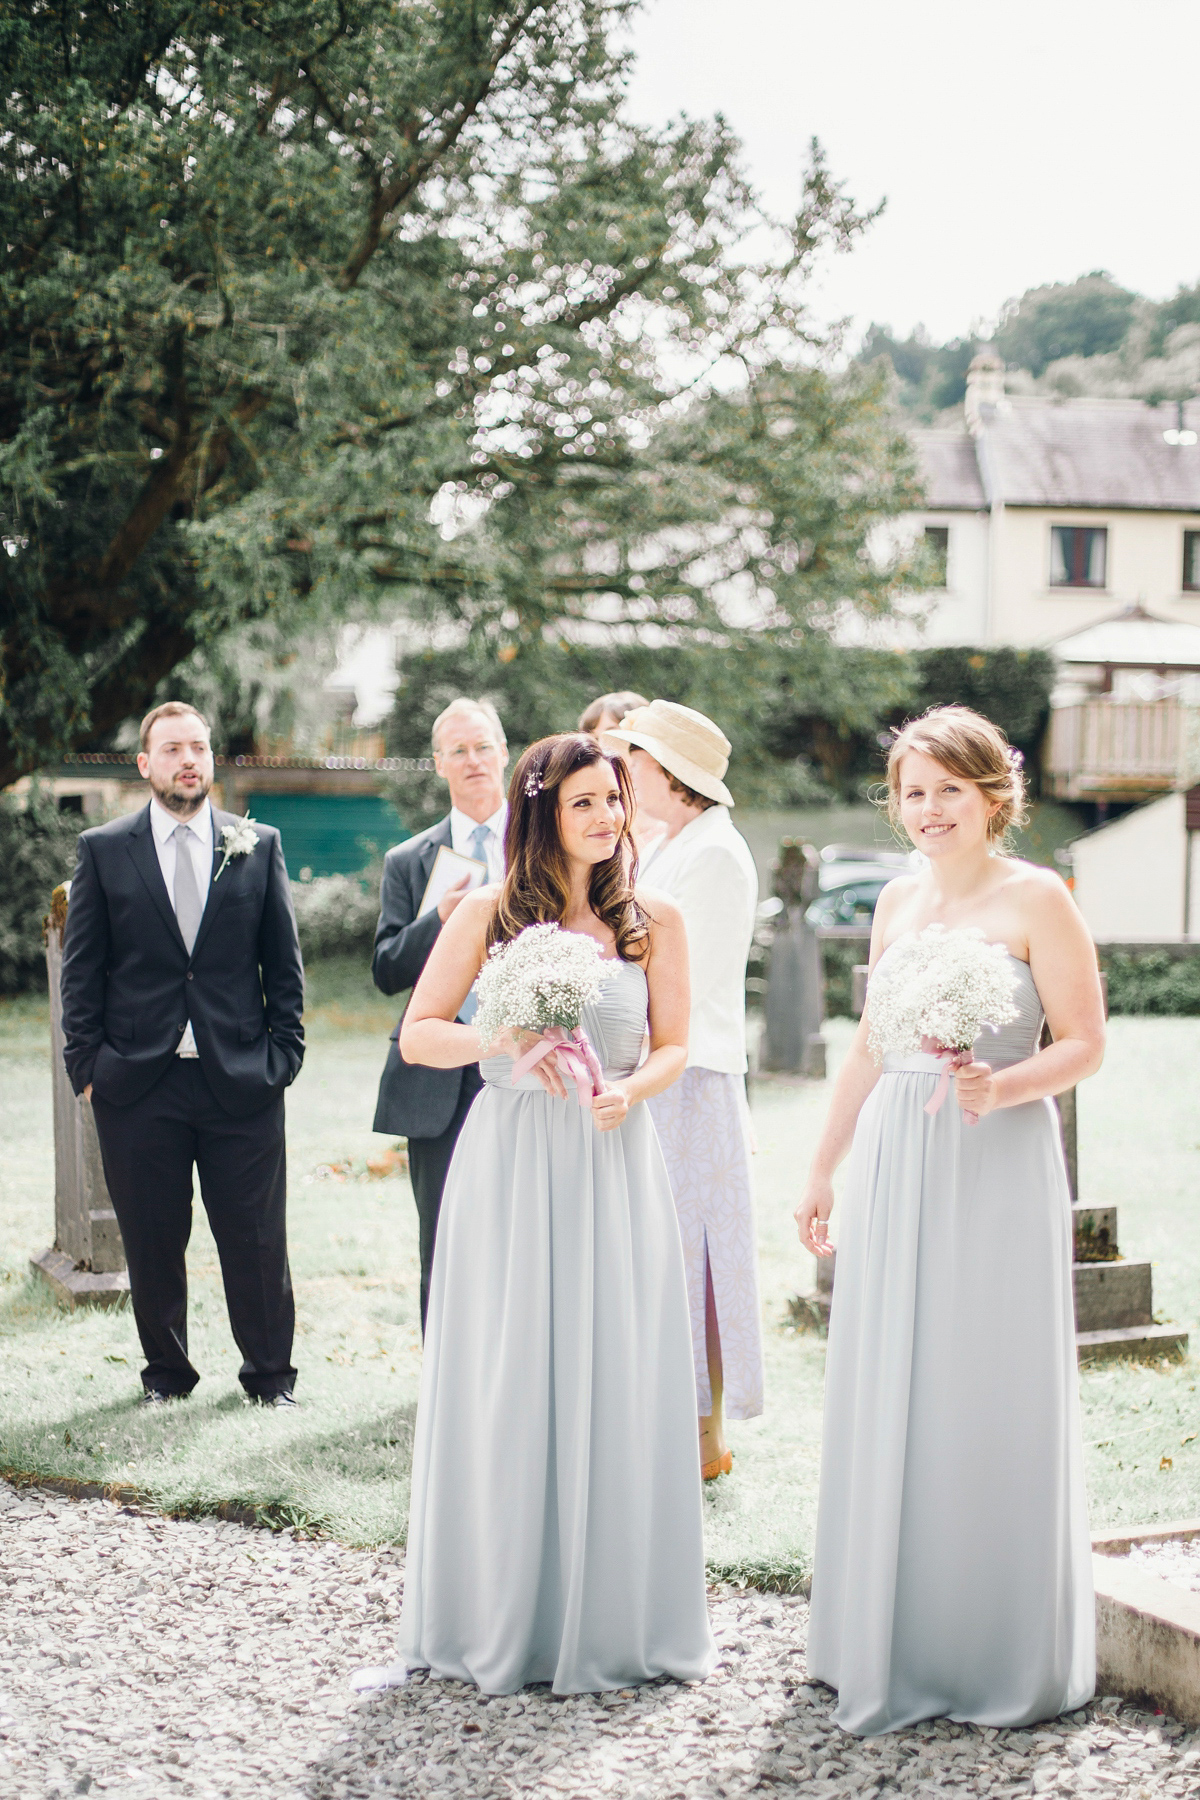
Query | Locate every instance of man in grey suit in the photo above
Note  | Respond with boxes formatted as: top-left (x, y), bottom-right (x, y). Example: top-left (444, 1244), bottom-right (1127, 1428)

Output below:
top-left (372, 698), bottom-right (508, 1331)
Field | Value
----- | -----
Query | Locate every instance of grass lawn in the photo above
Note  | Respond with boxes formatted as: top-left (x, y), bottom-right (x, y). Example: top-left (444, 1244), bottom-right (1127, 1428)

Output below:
top-left (3, 958), bottom-right (1200, 1587)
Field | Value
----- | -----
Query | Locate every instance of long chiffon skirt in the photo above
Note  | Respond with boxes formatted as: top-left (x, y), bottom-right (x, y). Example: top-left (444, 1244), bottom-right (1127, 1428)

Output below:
top-left (807, 1056), bottom-right (1095, 1734)
top-left (398, 1081), bottom-right (716, 1694)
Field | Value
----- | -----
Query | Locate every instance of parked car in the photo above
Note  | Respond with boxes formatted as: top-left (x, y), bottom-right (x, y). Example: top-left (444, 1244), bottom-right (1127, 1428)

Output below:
top-left (806, 843), bottom-right (917, 933)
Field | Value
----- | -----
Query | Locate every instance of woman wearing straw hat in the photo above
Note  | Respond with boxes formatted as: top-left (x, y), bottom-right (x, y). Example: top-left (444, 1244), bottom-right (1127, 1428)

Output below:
top-left (608, 701), bottom-right (764, 1478)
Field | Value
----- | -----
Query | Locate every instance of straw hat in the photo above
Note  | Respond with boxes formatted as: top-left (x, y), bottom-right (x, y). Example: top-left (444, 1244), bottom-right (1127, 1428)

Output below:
top-left (607, 699), bottom-right (734, 807)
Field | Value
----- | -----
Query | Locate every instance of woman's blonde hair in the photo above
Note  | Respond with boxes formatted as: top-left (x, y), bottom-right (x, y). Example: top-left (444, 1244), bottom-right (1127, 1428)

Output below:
top-left (886, 705), bottom-right (1027, 847)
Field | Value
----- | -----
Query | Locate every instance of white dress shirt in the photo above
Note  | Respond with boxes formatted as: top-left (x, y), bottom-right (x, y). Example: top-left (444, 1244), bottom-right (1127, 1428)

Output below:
top-left (640, 805), bottom-right (758, 1073)
top-left (449, 803), bottom-right (507, 885)
top-left (149, 796), bottom-right (213, 1056)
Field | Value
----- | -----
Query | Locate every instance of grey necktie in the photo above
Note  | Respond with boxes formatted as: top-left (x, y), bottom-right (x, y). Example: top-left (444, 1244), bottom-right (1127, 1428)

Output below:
top-left (457, 825), bottom-right (491, 1024)
top-left (172, 823), bottom-right (203, 953)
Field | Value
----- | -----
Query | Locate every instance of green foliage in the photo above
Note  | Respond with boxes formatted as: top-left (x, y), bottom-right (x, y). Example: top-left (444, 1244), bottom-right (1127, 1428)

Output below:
top-left (1101, 951), bottom-right (1200, 1017)
top-left (291, 873), bottom-right (379, 964)
top-left (1146, 280), bottom-right (1200, 357)
top-left (820, 940), bottom-right (863, 1019)
top-left (909, 646), bottom-right (1056, 765)
top-left (992, 272), bottom-right (1138, 377)
top-left (385, 633), bottom-right (920, 820)
top-left (0, 791), bottom-right (84, 994)
top-left (386, 635), bottom-right (1059, 819)
top-left (0, 1), bottom-right (919, 788)
top-left (858, 324), bottom-right (978, 419)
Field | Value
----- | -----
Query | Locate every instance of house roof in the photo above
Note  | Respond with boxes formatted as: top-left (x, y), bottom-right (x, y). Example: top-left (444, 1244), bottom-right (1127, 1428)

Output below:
top-left (910, 430), bottom-right (987, 510)
top-left (1053, 605), bottom-right (1200, 669)
top-left (913, 398), bottom-right (1200, 514)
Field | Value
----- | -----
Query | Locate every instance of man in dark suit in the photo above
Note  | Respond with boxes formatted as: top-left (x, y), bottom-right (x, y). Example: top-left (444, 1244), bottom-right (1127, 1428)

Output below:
top-left (372, 698), bottom-right (508, 1331)
top-left (60, 702), bottom-right (305, 1406)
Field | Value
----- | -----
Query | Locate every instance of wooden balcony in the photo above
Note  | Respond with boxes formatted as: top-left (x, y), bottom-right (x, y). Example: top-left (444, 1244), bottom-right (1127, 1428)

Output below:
top-left (1044, 700), bottom-right (1200, 802)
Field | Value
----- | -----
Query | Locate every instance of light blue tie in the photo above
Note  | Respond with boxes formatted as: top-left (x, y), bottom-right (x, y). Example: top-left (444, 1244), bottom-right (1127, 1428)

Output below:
top-left (457, 825), bottom-right (492, 1024)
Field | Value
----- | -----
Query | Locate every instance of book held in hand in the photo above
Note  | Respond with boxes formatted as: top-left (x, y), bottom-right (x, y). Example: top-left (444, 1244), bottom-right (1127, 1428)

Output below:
top-left (418, 845), bottom-right (489, 917)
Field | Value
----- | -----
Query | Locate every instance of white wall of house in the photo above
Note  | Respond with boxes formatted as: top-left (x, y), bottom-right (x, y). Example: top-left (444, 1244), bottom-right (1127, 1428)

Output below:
top-left (906, 507), bottom-right (1200, 650)
top-left (1070, 791), bottom-right (1192, 940)
top-left (991, 508), bottom-right (1200, 648)
top-left (888, 509), bottom-right (989, 645)
top-left (923, 511), bottom-right (990, 644)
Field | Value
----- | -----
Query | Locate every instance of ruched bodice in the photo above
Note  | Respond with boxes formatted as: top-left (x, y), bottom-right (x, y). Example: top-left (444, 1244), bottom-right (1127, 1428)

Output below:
top-left (876, 949), bottom-right (1043, 1076)
top-left (480, 959), bottom-right (648, 1091)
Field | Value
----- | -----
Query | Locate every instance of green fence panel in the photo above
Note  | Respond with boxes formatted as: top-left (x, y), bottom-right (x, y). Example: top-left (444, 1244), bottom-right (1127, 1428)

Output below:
top-left (244, 793), bottom-right (409, 878)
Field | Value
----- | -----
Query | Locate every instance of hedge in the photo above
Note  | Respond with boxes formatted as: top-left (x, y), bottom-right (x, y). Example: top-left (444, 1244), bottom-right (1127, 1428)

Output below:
top-left (1101, 950), bottom-right (1200, 1016)
top-left (290, 871), bottom-right (379, 963)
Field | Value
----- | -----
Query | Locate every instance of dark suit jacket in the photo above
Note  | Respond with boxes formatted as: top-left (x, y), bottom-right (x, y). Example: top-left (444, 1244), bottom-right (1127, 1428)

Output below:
top-left (60, 803), bottom-right (305, 1118)
top-left (371, 816), bottom-right (477, 1139)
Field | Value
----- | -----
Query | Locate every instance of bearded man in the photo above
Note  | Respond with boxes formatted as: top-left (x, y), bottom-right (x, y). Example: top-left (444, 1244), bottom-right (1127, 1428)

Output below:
top-left (59, 702), bottom-right (306, 1406)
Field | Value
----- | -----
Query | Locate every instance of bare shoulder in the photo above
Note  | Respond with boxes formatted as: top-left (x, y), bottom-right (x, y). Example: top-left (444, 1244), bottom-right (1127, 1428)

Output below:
top-left (464, 881), bottom-right (502, 916)
top-left (634, 884), bottom-right (685, 935)
top-left (873, 872), bottom-right (919, 924)
top-left (443, 884), bottom-right (499, 943)
top-left (1002, 857), bottom-right (1074, 911)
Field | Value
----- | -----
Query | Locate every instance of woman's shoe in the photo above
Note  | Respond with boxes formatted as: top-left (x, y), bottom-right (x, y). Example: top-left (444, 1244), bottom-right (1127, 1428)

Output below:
top-left (701, 1448), bottom-right (734, 1482)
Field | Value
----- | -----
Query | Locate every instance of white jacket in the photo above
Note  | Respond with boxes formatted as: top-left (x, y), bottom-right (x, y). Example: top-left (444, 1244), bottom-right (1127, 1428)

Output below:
top-left (641, 806), bottom-right (758, 1073)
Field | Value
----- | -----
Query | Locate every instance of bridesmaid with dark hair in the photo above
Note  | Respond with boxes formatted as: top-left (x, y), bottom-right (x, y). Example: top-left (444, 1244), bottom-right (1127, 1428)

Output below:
top-left (360, 733), bottom-right (715, 1697)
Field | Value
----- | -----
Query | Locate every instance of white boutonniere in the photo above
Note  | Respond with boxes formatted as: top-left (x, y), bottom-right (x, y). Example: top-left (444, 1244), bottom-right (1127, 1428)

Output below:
top-left (214, 816), bottom-right (260, 883)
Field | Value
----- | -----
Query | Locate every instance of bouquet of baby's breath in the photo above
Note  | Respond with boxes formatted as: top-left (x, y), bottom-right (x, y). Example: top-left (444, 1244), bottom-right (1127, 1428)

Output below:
top-left (475, 923), bottom-right (617, 1053)
top-left (868, 924), bottom-right (1019, 1064)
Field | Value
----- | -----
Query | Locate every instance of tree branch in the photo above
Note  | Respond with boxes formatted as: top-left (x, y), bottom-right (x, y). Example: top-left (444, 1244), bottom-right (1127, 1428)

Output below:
top-left (337, 1), bottom-right (544, 289)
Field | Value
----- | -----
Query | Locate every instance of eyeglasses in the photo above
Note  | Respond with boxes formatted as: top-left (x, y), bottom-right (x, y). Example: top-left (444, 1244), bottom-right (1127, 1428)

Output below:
top-left (440, 741), bottom-right (501, 762)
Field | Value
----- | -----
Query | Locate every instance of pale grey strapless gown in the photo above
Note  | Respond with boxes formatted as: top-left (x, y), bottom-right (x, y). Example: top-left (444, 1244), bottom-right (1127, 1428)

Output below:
top-left (807, 952), bottom-right (1095, 1734)
top-left (398, 959), bottom-right (716, 1694)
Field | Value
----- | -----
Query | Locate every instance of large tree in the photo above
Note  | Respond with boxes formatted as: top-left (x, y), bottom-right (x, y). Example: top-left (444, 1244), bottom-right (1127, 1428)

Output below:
top-left (0, 0), bottom-right (919, 787)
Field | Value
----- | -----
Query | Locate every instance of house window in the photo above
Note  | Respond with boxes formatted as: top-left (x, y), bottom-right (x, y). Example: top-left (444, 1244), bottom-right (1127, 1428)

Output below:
top-left (923, 525), bottom-right (949, 587)
top-left (1050, 525), bottom-right (1107, 589)
top-left (1184, 531), bottom-right (1200, 592)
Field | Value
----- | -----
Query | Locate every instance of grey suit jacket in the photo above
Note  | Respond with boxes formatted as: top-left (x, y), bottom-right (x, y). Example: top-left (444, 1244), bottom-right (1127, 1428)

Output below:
top-left (371, 816), bottom-right (476, 1139)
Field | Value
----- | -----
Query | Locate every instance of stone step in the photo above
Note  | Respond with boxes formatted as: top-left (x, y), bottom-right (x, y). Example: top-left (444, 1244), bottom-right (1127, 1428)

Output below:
top-left (29, 1247), bottom-right (130, 1311)
top-left (1074, 1260), bottom-right (1153, 1332)
top-left (1074, 1202), bottom-right (1119, 1261)
top-left (1077, 1323), bottom-right (1189, 1365)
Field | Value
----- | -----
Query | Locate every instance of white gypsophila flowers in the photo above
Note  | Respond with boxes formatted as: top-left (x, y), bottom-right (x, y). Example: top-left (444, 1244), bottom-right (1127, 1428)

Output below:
top-left (867, 924), bottom-right (1020, 1062)
top-left (213, 816), bottom-right (260, 882)
top-left (474, 922), bottom-right (618, 1050)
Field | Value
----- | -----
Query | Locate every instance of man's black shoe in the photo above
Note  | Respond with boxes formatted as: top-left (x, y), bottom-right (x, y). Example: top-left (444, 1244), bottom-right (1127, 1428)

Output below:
top-left (258, 1389), bottom-right (299, 1408)
top-left (139, 1389), bottom-right (177, 1406)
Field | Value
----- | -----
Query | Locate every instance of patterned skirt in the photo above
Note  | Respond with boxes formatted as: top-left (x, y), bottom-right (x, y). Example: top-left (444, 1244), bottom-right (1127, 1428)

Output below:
top-left (648, 1068), bottom-right (765, 1421)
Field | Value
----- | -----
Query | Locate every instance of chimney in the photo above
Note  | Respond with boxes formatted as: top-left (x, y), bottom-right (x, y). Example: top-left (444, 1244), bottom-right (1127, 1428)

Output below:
top-left (965, 351), bottom-right (1005, 433)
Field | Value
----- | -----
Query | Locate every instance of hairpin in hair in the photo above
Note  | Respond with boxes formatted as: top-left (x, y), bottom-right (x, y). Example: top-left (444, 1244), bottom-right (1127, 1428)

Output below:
top-left (1008, 746), bottom-right (1025, 770)
top-left (524, 770), bottom-right (544, 798)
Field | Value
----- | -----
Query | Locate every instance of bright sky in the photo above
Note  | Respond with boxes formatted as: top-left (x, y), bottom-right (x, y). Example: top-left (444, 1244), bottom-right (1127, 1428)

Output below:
top-left (624, 0), bottom-right (1200, 347)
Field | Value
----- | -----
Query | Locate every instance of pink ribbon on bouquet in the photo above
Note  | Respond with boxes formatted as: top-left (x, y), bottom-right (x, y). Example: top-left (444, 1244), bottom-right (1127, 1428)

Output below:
top-left (510, 1026), bottom-right (605, 1105)
top-left (920, 1037), bottom-right (978, 1126)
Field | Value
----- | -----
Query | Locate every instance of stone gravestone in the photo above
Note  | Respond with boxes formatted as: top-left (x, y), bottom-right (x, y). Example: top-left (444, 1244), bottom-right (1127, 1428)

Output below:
top-left (31, 883), bottom-right (130, 1308)
top-left (762, 839), bottom-right (826, 1078)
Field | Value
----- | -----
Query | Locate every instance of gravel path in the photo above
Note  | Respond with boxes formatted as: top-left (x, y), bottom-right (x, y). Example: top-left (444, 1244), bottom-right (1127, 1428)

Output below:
top-left (3, 1479), bottom-right (1198, 1799)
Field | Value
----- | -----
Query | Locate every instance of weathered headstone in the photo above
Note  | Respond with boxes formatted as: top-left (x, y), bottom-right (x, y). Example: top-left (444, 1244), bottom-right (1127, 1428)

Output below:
top-left (31, 883), bottom-right (130, 1309)
top-left (763, 839), bottom-right (826, 1078)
